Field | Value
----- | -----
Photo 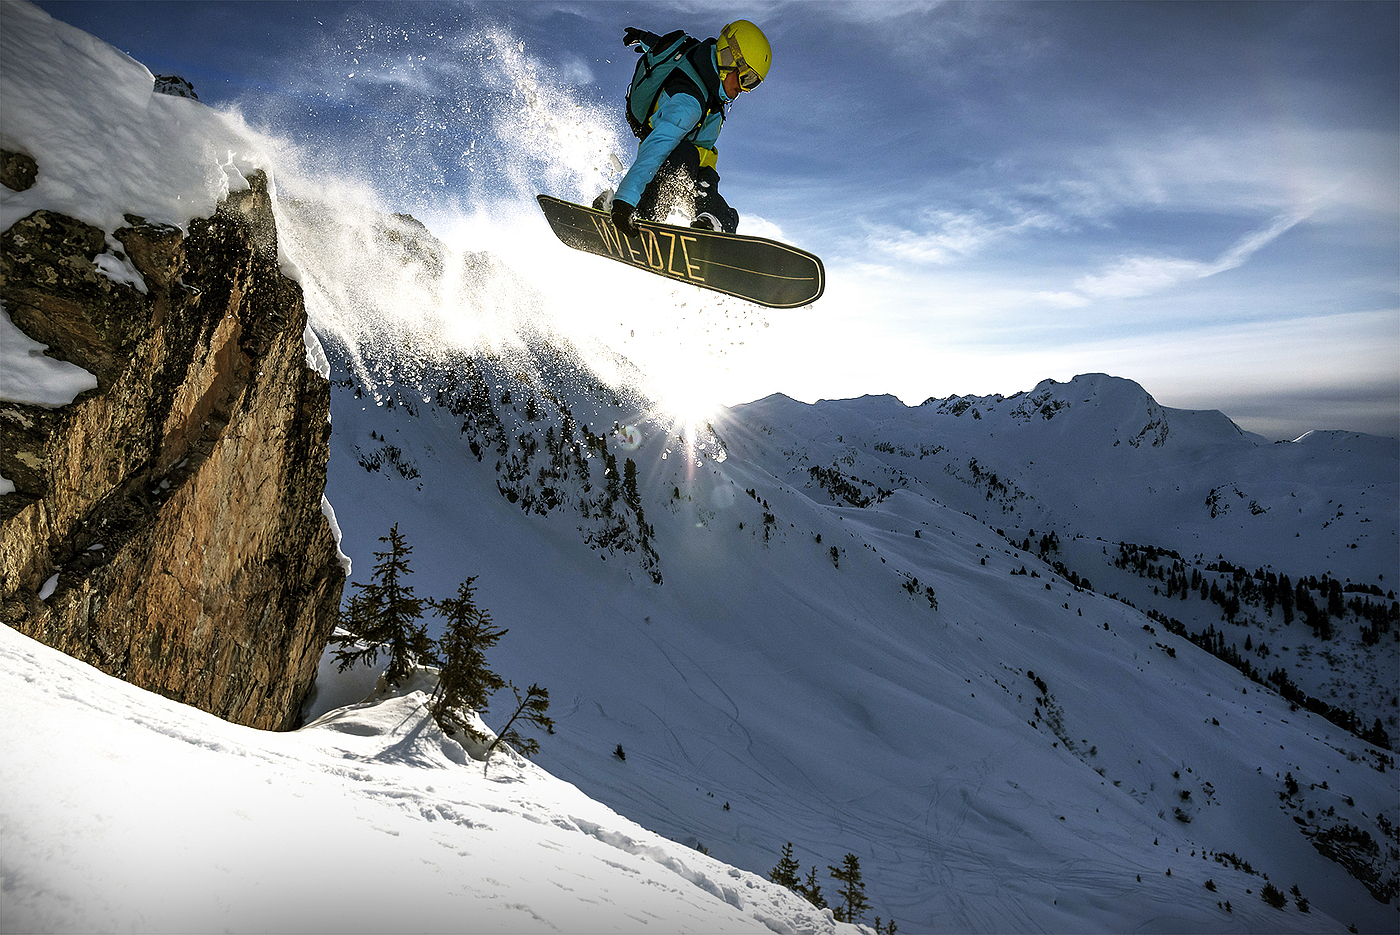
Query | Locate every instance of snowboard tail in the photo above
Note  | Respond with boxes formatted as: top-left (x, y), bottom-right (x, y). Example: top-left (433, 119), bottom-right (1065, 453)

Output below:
top-left (536, 194), bottom-right (824, 309)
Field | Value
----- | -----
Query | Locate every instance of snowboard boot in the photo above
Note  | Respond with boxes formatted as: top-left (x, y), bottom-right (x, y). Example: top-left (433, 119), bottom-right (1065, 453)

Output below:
top-left (592, 189), bottom-right (615, 211)
top-left (691, 212), bottom-right (721, 231)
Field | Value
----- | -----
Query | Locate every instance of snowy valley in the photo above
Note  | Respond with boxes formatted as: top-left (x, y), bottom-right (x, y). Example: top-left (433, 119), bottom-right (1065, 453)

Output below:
top-left (311, 287), bottom-right (1398, 932)
top-left (2, 3), bottom-right (1397, 933)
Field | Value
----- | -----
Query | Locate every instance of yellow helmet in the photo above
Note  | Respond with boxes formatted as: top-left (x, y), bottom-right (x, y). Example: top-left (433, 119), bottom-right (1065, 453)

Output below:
top-left (716, 20), bottom-right (771, 91)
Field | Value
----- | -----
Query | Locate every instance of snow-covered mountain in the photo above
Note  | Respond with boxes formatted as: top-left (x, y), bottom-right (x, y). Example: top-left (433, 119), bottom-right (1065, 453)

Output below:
top-left (727, 377), bottom-right (1398, 743)
top-left (312, 313), bottom-right (1397, 933)
top-left (2, 3), bottom-right (1396, 933)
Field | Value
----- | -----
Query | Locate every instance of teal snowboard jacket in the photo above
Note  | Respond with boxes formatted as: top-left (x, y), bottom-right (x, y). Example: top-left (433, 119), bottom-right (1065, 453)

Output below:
top-left (615, 37), bottom-right (731, 208)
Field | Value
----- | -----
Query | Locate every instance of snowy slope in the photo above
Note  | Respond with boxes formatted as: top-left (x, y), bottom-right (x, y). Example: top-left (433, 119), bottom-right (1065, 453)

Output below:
top-left (313, 327), bottom-right (1397, 932)
top-left (0, 623), bottom-right (850, 934)
top-left (727, 378), bottom-right (1399, 739)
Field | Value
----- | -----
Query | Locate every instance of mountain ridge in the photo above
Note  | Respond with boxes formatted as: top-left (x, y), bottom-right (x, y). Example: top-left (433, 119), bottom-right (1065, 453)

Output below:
top-left (729, 373), bottom-right (1394, 582)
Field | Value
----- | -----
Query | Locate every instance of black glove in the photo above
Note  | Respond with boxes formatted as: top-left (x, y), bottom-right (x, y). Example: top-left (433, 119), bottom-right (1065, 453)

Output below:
top-left (611, 200), bottom-right (639, 235)
top-left (623, 27), bottom-right (659, 50)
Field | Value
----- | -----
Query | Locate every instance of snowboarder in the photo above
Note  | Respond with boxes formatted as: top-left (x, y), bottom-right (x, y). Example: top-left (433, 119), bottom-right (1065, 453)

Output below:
top-left (599, 20), bottom-right (771, 236)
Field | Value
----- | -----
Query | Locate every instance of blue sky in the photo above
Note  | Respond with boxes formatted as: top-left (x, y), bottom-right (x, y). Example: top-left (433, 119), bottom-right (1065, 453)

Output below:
top-left (33, 1), bottom-right (1399, 438)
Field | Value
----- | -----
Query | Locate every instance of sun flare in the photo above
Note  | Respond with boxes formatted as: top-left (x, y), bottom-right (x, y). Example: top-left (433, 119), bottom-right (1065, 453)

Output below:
top-left (657, 379), bottom-right (721, 438)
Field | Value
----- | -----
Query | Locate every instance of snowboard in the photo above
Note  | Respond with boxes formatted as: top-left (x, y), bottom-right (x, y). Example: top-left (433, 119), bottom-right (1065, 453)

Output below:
top-left (537, 194), bottom-right (824, 309)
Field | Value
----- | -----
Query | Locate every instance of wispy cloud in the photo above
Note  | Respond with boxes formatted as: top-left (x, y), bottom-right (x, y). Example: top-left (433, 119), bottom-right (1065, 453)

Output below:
top-left (1070, 210), bottom-right (1311, 301)
top-left (862, 206), bottom-right (1061, 265)
top-left (844, 117), bottom-right (1378, 277)
top-left (1019, 125), bottom-right (1399, 227)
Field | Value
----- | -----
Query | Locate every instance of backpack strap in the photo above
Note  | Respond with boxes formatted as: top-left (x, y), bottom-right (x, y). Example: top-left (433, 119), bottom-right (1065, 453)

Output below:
top-left (675, 38), bottom-right (726, 132)
top-left (625, 30), bottom-right (695, 138)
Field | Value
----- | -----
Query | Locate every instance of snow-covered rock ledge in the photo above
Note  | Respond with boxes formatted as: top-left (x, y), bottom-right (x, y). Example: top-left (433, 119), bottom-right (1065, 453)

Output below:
top-left (1, 1), bottom-right (344, 730)
top-left (0, 174), bottom-right (344, 731)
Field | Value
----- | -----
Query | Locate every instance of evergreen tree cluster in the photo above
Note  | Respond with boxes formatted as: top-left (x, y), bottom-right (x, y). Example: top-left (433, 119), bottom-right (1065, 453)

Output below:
top-left (435, 359), bottom-right (661, 583)
top-left (330, 524), bottom-right (553, 760)
top-left (578, 424), bottom-right (661, 583)
top-left (901, 574), bottom-right (939, 610)
top-left (768, 843), bottom-right (896, 932)
top-left (356, 430), bottom-right (421, 479)
top-left (1114, 544), bottom-right (1396, 641)
top-left (1011, 528), bottom-right (1059, 558)
top-left (965, 457), bottom-right (1015, 506)
top-left (807, 464), bottom-right (875, 508)
top-left (1116, 542), bottom-right (1396, 751)
top-left (1142, 605), bottom-right (1394, 753)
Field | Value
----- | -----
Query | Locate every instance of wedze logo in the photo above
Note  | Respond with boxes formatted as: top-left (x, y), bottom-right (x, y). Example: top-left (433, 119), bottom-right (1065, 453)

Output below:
top-left (591, 214), bottom-right (706, 283)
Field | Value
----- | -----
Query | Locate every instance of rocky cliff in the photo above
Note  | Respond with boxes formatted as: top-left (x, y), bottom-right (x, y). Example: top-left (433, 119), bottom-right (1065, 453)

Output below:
top-left (0, 167), bottom-right (345, 731)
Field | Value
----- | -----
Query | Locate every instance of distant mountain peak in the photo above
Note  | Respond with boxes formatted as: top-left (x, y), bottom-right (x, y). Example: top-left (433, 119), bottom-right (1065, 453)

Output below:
top-left (922, 372), bottom-right (1173, 448)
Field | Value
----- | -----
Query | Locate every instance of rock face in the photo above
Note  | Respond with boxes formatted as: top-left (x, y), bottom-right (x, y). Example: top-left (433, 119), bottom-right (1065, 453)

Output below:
top-left (153, 74), bottom-right (199, 101)
top-left (0, 169), bottom-right (345, 731)
top-left (0, 149), bottom-right (38, 192)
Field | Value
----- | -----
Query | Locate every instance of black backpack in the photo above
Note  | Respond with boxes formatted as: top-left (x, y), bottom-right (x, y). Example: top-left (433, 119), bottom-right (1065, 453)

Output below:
top-left (624, 30), bottom-right (722, 140)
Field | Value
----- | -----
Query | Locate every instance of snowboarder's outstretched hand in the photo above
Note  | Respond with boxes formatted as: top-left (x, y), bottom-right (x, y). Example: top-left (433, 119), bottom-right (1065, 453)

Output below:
top-left (611, 200), bottom-right (639, 235)
top-left (623, 27), bottom-right (659, 50)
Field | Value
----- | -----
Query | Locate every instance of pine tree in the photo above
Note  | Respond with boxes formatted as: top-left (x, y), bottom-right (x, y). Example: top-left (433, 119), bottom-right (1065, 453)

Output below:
top-left (429, 576), bottom-right (507, 726)
top-left (829, 853), bottom-right (870, 923)
top-left (795, 865), bottom-right (827, 909)
top-left (331, 524), bottom-right (435, 686)
top-left (623, 457), bottom-right (641, 509)
top-left (485, 682), bottom-right (554, 761)
top-left (769, 842), bottom-right (801, 890)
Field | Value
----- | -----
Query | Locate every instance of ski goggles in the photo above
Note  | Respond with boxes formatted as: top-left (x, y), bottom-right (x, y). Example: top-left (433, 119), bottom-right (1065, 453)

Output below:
top-left (734, 62), bottom-right (763, 91)
top-left (717, 32), bottom-right (763, 91)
